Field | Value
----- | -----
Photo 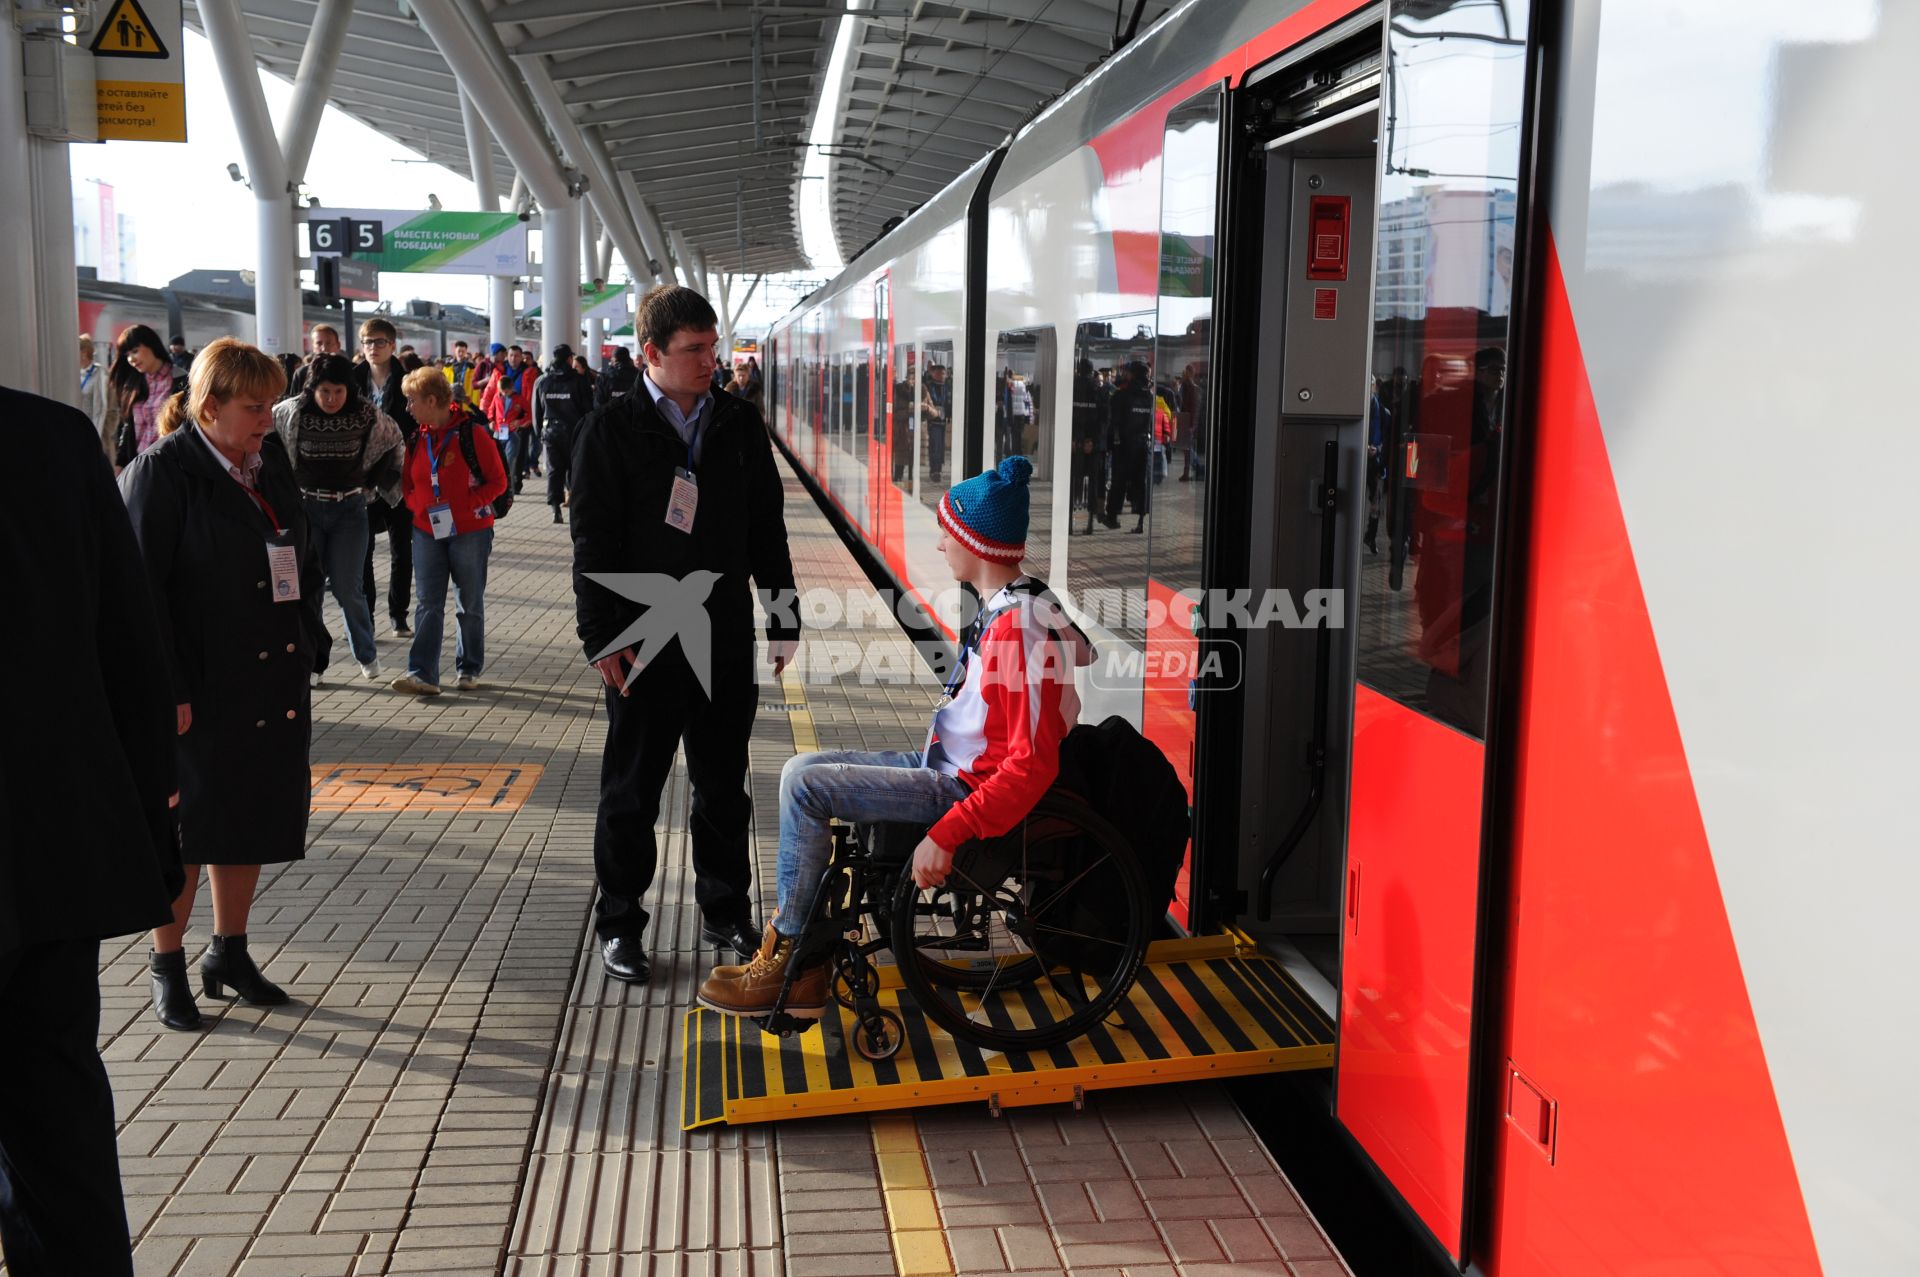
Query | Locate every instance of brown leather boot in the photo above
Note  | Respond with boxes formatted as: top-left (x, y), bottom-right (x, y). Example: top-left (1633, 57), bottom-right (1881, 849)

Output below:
top-left (697, 923), bottom-right (827, 1016)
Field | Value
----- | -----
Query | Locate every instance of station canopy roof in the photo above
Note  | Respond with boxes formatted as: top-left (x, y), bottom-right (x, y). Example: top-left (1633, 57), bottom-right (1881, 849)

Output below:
top-left (184, 0), bottom-right (1171, 276)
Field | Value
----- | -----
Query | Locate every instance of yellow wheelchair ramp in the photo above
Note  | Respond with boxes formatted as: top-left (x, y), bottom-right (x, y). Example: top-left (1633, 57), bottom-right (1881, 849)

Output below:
top-left (681, 931), bottom-right (1333, 1129)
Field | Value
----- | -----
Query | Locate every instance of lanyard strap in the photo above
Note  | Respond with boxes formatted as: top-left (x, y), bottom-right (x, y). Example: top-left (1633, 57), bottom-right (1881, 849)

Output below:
top-left (243, 483), bottom-right (280, 533)
top-left (684, 414), bottom-right (703, 473)
top-left (427, 430), bottom-right (457, 501)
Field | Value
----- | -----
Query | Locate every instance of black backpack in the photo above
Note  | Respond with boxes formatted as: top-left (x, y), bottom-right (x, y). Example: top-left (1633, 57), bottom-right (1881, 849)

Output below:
top-left (454, 420), bottom-right (513, 519)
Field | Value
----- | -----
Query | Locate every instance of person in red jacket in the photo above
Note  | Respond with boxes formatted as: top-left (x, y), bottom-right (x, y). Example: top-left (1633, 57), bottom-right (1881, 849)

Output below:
top-left (697, 455), bottom-right (1091, 1016)
top-left (479, 344), bottom-right (535, 492)
top-left (391, 367), bottom-right (508, 696)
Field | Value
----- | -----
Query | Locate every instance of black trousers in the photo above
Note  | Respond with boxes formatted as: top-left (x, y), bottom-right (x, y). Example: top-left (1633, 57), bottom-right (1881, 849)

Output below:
top-left (592, 648), bottom-right (759, 939)
top-left (362, 500), bottom-right (414, 625)
top-left (0, 939), bottom-right (134, 1276)
top-left (544, 430), bottom-right (571, 509)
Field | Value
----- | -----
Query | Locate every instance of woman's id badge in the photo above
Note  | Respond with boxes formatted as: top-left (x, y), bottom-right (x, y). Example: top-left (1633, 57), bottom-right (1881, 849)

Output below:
top-left (266, 542), bottom-right (301, 602)
top-left (665, 467), bottom-right (698, 533)
top-left (428, 503), bottom-right (456, 540)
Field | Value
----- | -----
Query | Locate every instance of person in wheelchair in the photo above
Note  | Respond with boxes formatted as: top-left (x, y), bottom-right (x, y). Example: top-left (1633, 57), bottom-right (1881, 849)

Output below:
top-left (698, 454), bottom-right (1091, 1016)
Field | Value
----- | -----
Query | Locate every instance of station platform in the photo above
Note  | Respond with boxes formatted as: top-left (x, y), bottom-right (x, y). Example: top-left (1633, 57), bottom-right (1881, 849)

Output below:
top-left (74, 456), bottom-right (1352, 1277)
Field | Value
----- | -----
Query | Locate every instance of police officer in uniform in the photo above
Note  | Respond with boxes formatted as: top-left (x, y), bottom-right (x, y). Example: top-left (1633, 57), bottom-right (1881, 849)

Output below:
top-left (570, 286), bottom-right (800, 983)
top-left (534, 344), bottom-right (595, 523)
top-left (1070, 357), bottom-right (1105, 534)
top-left (1101, 360), bottom-right (1155, 533)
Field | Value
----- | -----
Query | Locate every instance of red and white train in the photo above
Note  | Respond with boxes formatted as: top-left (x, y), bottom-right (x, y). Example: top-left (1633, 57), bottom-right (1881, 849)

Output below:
top-left (766, 0), bottom-right (1915, 1272)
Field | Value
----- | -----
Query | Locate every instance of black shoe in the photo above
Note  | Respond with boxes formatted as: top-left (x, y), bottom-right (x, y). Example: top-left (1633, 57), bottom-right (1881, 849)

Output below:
top-left (552, 509), bottom-right (563, 524)
top-left (200, 934), bottom-right (288, 1005)
top-left (393, 619), bottom-right (412, 637)
top-left (601, 934), bottom-right (651, 984)
top-left (150, 949), bottom-right (202, 1031)
top-left (701, 916), bottom-right (760, 959)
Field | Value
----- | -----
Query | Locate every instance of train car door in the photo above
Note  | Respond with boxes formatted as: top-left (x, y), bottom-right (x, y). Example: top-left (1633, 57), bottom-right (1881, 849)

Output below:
top-left (1219, 1), bottom-right (1536, 1263)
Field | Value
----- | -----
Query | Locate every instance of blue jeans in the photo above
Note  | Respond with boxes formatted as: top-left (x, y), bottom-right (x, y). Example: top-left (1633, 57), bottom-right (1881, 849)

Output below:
top-left (408, 526), bottom-right (491, 685)
top-left (303, 493), bottom-right (376, 665)
top-left (773, 750), bottom-right (969, 937)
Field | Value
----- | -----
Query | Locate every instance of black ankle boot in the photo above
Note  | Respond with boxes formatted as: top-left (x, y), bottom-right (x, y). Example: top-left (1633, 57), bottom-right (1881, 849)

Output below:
top-left (150, 949), bottom-right (202, 1031)
top-left (200, 934), bottom-right (288, 1006)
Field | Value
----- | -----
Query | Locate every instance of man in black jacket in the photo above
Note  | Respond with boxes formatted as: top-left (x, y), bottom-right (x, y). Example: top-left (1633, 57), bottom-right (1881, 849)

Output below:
top-left (595, 345), bottom-right (640, 407)
top-left (570, 286), bottom-right (799, 982)
top-left (534, 344), bottom-right (595, 523)
top-left (1, 387), bottom-right (181, 1275)
top-left (353, 318), bottom-right (420, 635)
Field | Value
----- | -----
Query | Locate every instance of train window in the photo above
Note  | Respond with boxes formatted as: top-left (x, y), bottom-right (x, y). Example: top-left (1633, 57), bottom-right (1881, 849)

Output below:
top-left (891, 343), bottom-right (915, 496)
top-left (854, 353), bottom-right (871, 471)
top-left (994, 327), bottom-right (1056, 580)
top-left (1357, 0), bottom-right (1528, 738)
top-left (1067, 315), bottom-right (1157, 653)
top-left (918, 342), bottom-right (954, 513)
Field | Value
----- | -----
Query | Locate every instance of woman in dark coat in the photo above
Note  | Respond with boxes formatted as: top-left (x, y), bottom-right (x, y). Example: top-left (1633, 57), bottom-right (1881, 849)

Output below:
top-left (120, 337), bottom-right (328, 1031)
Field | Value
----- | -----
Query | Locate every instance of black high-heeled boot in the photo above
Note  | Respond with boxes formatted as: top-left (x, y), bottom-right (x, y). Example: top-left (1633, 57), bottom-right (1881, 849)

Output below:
top-left (200, 934), bottom-right (288, 1005)
top-left (150, 949), bottom-right (202, 1030)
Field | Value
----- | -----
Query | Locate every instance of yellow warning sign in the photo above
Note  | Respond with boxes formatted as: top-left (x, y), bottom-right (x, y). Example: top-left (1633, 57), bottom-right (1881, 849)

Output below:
top-left (90, 0), bottom-right (169, 59)
top-left (91, 0), bottom-right (184, 141)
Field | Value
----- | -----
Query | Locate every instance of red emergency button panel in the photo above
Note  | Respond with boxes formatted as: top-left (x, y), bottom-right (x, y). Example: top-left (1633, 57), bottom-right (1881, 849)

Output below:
top-left (1306, 194), bottom-right (1351, 281)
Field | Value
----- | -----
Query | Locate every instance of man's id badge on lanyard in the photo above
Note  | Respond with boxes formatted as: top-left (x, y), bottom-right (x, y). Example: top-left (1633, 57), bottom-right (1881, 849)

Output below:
top-left (266, 541), bottom-right (301, 603)
top-left (427, 503), bottom-right (456, 540)
top-left (666, 467), bottom-right (698, 533)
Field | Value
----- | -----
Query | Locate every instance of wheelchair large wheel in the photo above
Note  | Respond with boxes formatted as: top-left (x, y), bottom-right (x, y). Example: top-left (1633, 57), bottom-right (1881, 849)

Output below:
top-left (889, 793), bottom-right (1152, 1051)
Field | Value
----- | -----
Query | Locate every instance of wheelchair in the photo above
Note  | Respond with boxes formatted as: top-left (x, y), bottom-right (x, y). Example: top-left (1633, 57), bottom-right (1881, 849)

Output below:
top-left (753, 790), bottom-right (1156, 1061)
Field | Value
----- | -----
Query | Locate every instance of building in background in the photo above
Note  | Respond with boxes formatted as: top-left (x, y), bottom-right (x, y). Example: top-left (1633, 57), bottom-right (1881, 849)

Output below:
top-left (74, 178), bottom-right (140, 284)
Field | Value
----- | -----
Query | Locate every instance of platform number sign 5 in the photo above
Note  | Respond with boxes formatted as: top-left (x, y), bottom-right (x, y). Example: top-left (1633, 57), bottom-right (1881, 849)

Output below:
top-left (351, 220), bottom-right (383, 254)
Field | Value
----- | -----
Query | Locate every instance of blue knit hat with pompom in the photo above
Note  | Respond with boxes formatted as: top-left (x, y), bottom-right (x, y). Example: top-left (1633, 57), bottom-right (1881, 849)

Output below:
top-left (938, 455), bottom-right (1032, 565)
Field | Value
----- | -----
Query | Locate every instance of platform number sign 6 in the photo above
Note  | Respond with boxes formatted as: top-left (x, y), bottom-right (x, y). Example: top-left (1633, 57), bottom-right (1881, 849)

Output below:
top-left (309, 218), bottom-right (342, 253)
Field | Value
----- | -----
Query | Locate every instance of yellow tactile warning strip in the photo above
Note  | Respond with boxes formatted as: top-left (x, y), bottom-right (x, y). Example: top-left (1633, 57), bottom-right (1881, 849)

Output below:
top-left (768, 667), bottom-right (956, 1273)
top-left (680, 930), bottom-right (1335, 1129)
top-left (873, 1115), bottom-right (957, 1275)
top-left (308, 762), bottom-right (544, 811)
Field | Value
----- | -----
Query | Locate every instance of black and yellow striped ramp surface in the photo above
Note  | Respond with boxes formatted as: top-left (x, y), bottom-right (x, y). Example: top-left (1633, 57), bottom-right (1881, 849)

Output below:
top-left (682, 931), bottom-right (1334, 1128)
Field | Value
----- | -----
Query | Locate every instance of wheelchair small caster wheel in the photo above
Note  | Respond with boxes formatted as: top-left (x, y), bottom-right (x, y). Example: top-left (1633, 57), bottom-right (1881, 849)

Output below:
top-left (833, 962), bottom-right (881, 1010)
top-left (852, 1008), bottom-right (905, 1062)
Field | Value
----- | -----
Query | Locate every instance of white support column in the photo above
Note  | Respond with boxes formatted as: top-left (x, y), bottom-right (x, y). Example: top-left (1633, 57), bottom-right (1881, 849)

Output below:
top-left (202, 0), bottom-right (295, 356)
top-left (716, 274), bottom-right (734, 372)
top-left (669, 230), bottom-right (702, 298)
top-left (275, 0), bottom-right (353, 345)
top-left (618, 172), bottom-right (676, 286)
top-left (490, 276), bottom-right (516, 349)
top-left (583, 208), bottom-right (604, 360)
top-left (461, 89), bottom-right (516, 349)
top-left (410, 0), bottom-right (576, 363)
top-left (517, 60), bottom-right (661, 309)
top-left (0, 22), bottom-right (78, 400)
top-left (460, 89), bottom-right (497, 209)
top-left (541, 197), bottom-right (580, 362)
top-left (599, 230), bottom-right (614, 281)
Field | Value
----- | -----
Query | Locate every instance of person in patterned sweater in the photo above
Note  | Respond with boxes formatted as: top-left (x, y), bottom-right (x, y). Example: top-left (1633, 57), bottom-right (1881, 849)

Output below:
top-left (698, 455), bottom-right (1091, 1016)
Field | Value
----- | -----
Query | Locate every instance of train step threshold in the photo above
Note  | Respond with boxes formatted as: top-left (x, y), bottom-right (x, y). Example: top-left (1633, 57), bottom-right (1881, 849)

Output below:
top-left (681, 930), bottom-right (1334, 1128)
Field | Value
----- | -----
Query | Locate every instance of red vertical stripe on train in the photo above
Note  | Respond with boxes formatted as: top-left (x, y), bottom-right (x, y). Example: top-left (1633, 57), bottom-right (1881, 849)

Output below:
top-left (1338, 684), bottom-right (1484, 1254)
top-left (1142, 579), bottom-right (1199, 926)
top-left (1484, 239), bottom-right (1821, 1274)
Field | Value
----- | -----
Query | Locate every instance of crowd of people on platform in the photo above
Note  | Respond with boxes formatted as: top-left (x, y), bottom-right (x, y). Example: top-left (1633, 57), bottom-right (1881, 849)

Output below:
top-left (7, 288), bottom-right (910, 1275)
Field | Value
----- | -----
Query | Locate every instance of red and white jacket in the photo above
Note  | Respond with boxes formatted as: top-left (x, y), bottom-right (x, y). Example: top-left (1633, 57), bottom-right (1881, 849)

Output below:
top-left (925, 580), bottom-right (1093, 852)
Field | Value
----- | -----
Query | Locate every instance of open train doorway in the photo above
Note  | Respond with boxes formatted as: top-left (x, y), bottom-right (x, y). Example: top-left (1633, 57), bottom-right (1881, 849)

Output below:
top-left (1204, 5), bottom-right (1537, 1266)
top-left (1215, 21), bottom-right (1385, 1005)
